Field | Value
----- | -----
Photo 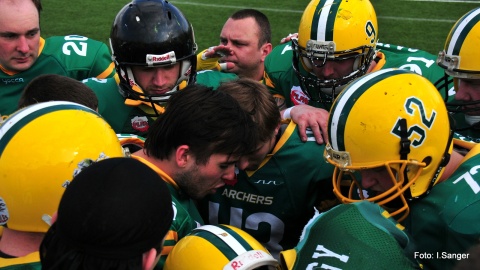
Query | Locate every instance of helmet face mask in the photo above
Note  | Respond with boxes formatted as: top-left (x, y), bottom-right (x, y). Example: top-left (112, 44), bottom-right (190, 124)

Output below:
top-left (324, 68), bottom-right (453, 221)
top-left (293, 0), bottom-right (378, 106)
top-left (110, 0), bottom-right (197, 114)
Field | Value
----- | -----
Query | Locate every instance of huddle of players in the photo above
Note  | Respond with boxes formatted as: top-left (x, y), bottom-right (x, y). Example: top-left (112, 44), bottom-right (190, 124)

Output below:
top-left (1, 0), bottom-right (480, 269)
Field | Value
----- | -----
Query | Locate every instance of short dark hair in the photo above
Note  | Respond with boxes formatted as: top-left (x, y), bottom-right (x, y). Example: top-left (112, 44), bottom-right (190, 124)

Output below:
top-left (230, 9), bottom-right (271, 47)
top-left (32, 0), bottom-right (42, 13)
top-left (18, 74), bottom-right (98, 110)
top-left (218, 78), bottom-right (280, 143)
top-left (144, 84), bottom-right (258, 164)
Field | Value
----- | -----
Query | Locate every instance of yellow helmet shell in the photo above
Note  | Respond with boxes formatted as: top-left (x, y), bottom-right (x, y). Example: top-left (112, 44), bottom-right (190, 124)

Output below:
top-left (437, 7), bottom-right (480, 79)
top-left (298, 0), bottom-right (378, 56)
top-left (0, 101), bottom-right (125, 233)
top-left (164, 224), bottom-right (280, 270)
top-left (325, 69), bottom-right (452, 219)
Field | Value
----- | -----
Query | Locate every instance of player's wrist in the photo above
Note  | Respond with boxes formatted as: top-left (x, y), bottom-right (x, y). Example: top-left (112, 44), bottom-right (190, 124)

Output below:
top-left (282, 107), bottom-right (293, 120)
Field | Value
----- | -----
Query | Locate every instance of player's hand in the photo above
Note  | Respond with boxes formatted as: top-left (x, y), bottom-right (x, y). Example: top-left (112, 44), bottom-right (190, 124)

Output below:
top-left (201, 45), bottom-right (233, 59)
top-left (289, 105), bottom-right (329, 144)
top-left (201, 45), bottom-right (235, 71)
top-left (280, 33), bottom-right (298, 44)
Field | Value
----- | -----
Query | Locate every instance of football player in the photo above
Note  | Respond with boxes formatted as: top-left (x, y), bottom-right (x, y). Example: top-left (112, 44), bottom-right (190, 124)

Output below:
top-left (164, 225), bottom-right (280, 270)
top-left (129, 84), bottom-right (258, 269)
top-left (0, 0), bottom-right (116, 117)
top-left (324, 68), bottom-right (480, 269)
top-left (263, 0), bottom-right (453, 144)
top-left (85, 0), bottom-right (236, 137)
top-left (437, 7), bottom-right (480, 143)
top-left (198, 78), bottom-right (335, 259)
top-left (196, 9), bottom-right (273, 81)
top-left (0, 101), bottom-right (125, 268)
top-left (39, 158), bottom-right (173, 270)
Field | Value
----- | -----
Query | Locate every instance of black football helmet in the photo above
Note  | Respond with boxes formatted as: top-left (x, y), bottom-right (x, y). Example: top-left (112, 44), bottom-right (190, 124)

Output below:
top-left (110, 0), bottom-right (197, 113)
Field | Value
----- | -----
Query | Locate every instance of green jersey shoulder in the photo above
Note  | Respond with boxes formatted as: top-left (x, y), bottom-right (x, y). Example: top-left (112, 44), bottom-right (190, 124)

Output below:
top-left (404, 144), bottom-right (480, 270)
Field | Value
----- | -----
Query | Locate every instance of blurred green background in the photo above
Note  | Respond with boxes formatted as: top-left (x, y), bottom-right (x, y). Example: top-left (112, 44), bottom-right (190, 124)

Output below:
top-left (40, 0), bottom-right (479, 55)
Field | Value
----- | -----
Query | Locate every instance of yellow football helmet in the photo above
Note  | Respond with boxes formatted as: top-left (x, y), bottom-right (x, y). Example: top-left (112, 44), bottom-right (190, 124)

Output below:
top-left (324, 68), bottom-right (453, 221)
top-left (293, 0), bottom-right (378, 104)
top-left (437, 7), bottom-right (480, 130)
top-left (164, 224), bottom-right (280, 270)
top-left (0, 101), bottom-right (125, 233)
top-left (438, 7), bottom-right (480, 81)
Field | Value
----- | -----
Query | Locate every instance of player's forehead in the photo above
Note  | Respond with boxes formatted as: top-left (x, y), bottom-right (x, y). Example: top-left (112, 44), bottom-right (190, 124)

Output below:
top-left (0, 0), bottom-right (39, 33)
top-left (220, 17), bottom-right (260, 41)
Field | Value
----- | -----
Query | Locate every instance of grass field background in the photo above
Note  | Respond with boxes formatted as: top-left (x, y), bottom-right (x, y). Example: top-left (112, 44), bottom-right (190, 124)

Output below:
top-left (40, 0), bottom-right (478, 55)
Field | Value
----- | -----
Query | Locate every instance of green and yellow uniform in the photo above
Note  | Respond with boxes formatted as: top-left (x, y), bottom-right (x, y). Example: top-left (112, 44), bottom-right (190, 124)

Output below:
top-left (403, 142), bottom-right (480, 270)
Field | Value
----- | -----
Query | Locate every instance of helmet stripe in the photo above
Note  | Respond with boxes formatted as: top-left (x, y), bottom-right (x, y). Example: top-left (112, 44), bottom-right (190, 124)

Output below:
top-left (446, 8), bottom-right (480, 55)
top-left (0, 102), bottom-right (96, 156)
top-left (329, 69), bottom-right (409, 151)
top-left (191, 225), bottom-right (253, 260)
top-left (312, 0), bottom-right (337, 42)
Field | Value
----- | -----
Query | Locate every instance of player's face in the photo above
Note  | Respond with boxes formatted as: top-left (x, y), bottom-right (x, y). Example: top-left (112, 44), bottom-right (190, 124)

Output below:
top-left (359, 166), bottom-right (395, 193)
top-left (310, 58), bottom-right (356, 82)
top-left (219, 17), bottom-right (270, 80)
top-left (0, 0), bottom-right (40, 72)
top-left (454, 78), bottom-right (480, 115)
top-left (236, 136), bottom-right (277, 171)
top-left (175, 153), bottom-right (238, 200)
top-left (131, 63), bottom-right (181, 95)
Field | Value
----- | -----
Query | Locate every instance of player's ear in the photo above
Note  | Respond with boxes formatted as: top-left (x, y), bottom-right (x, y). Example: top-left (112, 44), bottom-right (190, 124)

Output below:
top-left (175, 145), bottom-right (190, 168)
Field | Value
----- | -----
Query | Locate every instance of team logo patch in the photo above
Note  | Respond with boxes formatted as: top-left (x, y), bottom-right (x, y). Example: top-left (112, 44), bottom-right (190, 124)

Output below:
top-left (131, 116), bottom-right (149, 132)
top-left (290, 85), bottom-right (310, 105)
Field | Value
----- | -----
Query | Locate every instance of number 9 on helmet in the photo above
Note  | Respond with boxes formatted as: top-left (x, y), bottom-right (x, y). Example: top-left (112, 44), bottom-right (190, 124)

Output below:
top-left (0, 101), bottom-right (126, 233)
top-left (164, 224), bottom-right (281, 270)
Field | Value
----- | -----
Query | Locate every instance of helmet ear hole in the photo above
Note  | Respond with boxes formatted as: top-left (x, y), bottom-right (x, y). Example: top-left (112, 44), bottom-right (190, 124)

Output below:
top-left (422, 156), bottom-right (432, 167)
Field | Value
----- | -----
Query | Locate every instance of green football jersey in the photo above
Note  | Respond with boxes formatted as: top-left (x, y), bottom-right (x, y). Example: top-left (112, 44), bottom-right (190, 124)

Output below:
top-left (264, 41), bottom-right (453, 111)
top-left (0, 252), bottom-right (41, 270)
top-left (84, 77), bottom-right (154, 137)
top-left (0, 36), bottom-right (116, 116)
top-left (403, 144), bottom-right (480, 270)
top-left (281, 201), bottom-right (420, 270)
top-left (198, 120), bottom-right (335, 259)
top-left (84, 70), bottom-right (237, 137)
